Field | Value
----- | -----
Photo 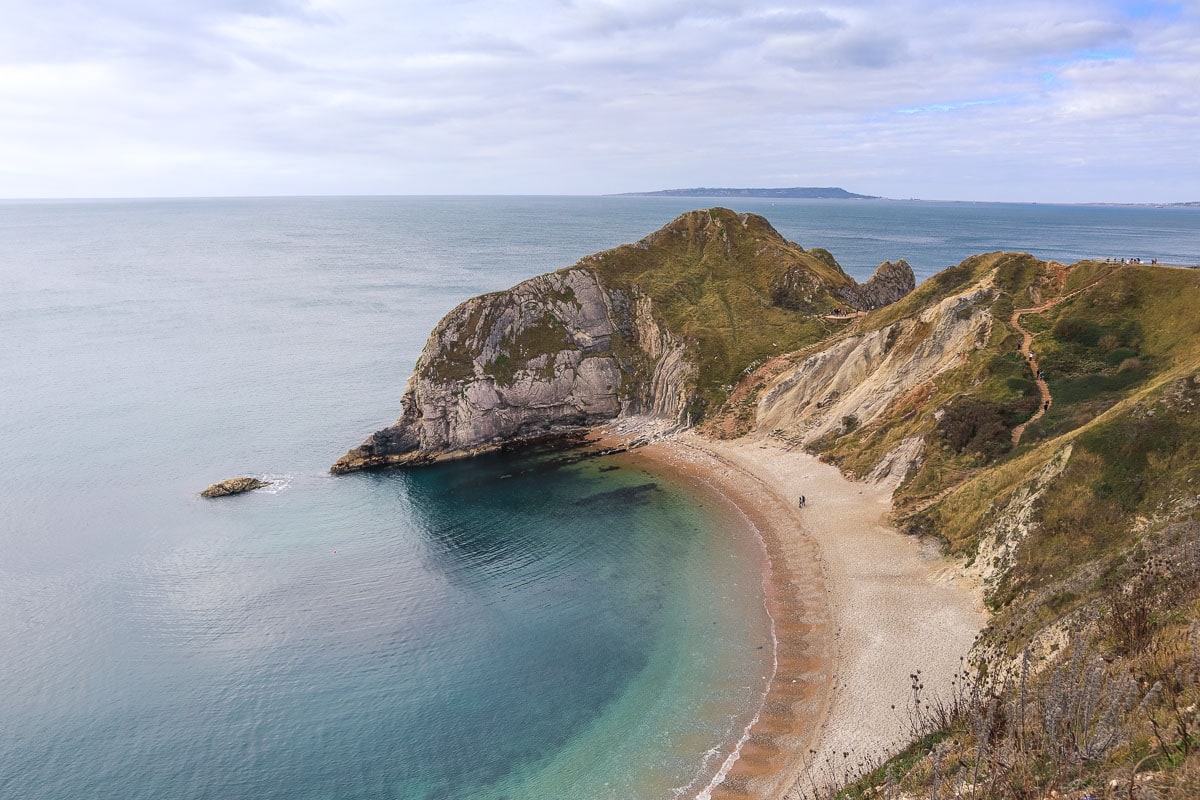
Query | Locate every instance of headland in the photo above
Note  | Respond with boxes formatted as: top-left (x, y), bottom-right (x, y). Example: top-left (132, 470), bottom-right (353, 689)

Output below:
top-left (331, 207), bottom-right (1200, 798)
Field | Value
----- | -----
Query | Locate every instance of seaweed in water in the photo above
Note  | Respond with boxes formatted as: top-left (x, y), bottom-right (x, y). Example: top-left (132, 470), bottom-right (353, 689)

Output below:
top-left (573, 482), bottom-right (660, 507)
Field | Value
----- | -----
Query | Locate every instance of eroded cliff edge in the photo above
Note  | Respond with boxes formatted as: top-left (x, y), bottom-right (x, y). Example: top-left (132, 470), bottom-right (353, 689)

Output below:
top-left (705, 250), bottom-right (1200, 800)
top-left (332, 268), bottom-right (692, 471)
top-left (332, 208), bottom-right (915, 473)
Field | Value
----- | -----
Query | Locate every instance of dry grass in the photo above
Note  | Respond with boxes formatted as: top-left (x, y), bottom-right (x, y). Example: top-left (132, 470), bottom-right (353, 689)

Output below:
top-left (795, 627), bottom-right (1200, 800)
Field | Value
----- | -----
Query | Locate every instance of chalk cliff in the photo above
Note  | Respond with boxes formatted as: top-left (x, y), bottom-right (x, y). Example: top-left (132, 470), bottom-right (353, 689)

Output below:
top-left (331, 269), bottom-right (692, 471)
top-left (332, 208), bottom-right (915, 472)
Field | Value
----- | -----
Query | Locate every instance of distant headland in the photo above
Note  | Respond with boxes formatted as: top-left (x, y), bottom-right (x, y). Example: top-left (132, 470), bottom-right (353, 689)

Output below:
top-left (612, 186), bottom-right (879, 199)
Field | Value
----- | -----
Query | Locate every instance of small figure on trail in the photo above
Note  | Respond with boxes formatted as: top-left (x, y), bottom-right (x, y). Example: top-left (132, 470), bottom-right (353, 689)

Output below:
top-left (798, 495), bottom-right (806, 508)
top-left (1043, 401), bottom-right (1049, 412)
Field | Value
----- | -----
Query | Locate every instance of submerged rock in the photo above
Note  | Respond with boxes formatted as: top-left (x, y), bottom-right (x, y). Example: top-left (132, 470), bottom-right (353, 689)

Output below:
top-left (201, 477), bottom-right (269, 498)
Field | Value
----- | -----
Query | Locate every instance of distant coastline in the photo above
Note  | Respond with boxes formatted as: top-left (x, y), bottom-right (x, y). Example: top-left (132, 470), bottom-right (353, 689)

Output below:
top-left (607, 189), bottom-right (1199, 206)
top-left (611, 187), bottom-right (879, 200)
top-left (1080, 200), bottom-right (1200, 208)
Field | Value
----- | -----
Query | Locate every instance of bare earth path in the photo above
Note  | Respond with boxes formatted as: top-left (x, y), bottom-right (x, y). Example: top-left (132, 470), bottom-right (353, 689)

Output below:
top-left (1009, 265), bottom-right (1128, 445)
top-left (1008, 301), bottom-right (1056, 445)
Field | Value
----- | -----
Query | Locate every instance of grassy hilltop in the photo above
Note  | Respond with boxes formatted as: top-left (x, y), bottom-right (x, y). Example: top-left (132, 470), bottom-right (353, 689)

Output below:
top-left (579, 208), bottom-right (850, 408)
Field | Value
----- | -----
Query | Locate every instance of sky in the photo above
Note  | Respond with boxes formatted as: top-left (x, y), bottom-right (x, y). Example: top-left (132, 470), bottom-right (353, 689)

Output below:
top-left (1, 0), bottom-right (1197, 201)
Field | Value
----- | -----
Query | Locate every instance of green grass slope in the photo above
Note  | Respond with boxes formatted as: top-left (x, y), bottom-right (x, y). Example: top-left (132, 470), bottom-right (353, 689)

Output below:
top-left (791, 261), bottom-right (1200, 800)
top-left (580, 207), bottom-right (865, 414)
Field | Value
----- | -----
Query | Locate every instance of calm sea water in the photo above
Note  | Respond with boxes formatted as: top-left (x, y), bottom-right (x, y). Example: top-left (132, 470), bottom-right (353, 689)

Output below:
top-left (1, 197), bottom-right (1196, 800)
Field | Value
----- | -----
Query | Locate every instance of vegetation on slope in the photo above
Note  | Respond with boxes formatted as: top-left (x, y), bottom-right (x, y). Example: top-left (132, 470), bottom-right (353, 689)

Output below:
top-left (784, 253), bottom-right (1048, 485)
top-left (580, 207), bottom-right (867, 414)
top-left (779, 259), bottom-right (1200, 800)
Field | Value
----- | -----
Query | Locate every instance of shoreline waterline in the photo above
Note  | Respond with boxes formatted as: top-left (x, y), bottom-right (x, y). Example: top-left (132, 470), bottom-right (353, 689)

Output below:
top-left (609, 427), bottom-right (987, 799)
top-left (606, 433), bottom-right (836, 800)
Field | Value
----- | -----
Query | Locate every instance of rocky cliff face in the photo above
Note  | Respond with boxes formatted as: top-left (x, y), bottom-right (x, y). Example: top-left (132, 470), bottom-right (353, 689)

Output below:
top-left (770, 255), bottom-right (915, 313)
top-left (331, 268), bottom-right (694, 472)
top-left (757, 282), bottom-right (994, 446)
top-left (838, 259), bottom-right (916, 309)
top-left (332, 208), bottom-right (917, 473)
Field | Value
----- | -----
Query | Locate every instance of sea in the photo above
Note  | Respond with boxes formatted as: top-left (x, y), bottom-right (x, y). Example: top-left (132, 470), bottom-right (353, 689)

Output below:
top-left (1, 196), bottom-right (1196, 800)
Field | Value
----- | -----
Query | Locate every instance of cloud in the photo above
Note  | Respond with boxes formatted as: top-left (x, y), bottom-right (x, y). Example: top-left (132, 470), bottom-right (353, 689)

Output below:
top-left (0, 0), bottom-right (1197, 201)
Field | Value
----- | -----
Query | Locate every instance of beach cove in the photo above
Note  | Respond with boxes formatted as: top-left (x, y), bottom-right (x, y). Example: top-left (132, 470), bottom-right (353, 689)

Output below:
top-left (2, 196), bottom-right (1192, 800)
top-left (620, 428), bottom-right (986, 799)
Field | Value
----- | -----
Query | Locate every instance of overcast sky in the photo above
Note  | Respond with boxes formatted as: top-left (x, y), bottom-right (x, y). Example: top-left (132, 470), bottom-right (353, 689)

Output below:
top-left (1, 0), bottom-right (1197, 201)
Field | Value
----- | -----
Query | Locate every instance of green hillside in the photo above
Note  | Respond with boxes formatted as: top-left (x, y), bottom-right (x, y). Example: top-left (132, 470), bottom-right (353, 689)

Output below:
top-left (582, 207), bottom-right (865, 414)
top-left (782, 258), bottom-right (1200, 800)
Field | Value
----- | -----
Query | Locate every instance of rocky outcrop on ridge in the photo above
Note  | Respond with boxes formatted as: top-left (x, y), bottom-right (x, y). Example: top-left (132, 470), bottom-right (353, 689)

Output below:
top-left (332, 209), bottom-right (916, 473)
top-left (838, 259), bottom-right (916, 309)
top-left (201, 477), bottom-right (269, 498)
top-left (773, 257), bottom-right (915, 313)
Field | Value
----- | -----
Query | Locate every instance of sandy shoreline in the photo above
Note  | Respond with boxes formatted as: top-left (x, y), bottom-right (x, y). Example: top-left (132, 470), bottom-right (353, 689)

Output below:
top-left (621, 430), bottom-right (986, 799)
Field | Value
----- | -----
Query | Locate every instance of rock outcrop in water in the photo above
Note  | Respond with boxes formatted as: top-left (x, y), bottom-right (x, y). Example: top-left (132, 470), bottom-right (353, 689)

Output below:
top-left (332, 209), bottom-right (915, 473)
top-left (201, 477), bottom-right (268, 498)
top-left (771, 255), bottom-right (915, 313)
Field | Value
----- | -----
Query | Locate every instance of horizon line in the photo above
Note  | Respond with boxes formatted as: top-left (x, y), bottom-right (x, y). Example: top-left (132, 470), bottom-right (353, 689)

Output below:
top-left (0, 192), bottom-right (1197, 207)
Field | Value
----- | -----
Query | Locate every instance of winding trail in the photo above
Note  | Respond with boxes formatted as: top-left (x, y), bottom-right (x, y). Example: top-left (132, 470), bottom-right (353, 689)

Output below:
top-left (1009, 265), bottom-right (1127, 445)
top-left (902, 265), bottom-right (1130, 514)
top-left (1008, 302), bottom-right (1055, 445)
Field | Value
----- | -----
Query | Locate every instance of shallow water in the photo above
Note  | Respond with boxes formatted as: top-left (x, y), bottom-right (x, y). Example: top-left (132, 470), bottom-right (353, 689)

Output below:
top-left (1, 196), bottom-right (1195, 799)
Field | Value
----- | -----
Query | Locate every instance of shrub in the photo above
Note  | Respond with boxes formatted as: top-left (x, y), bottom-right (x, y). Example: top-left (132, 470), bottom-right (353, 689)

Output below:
top-left (938, 396), bottom-right (1031, 459)
top-left (1105, 346), bottom-right (1139, 366)
top-left (1118, 356), bottom-right (1143, 373)
top-left (1052, 316), bottom-right (1102, 346)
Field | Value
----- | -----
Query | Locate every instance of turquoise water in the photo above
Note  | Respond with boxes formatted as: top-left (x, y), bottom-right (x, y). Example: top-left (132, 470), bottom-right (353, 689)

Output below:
top-left (0, 197), bottom-right (1196, 799)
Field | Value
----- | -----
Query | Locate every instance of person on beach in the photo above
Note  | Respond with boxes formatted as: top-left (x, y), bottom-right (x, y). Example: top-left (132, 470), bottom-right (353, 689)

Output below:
top-left (798, 495), bottom-right (806, 507)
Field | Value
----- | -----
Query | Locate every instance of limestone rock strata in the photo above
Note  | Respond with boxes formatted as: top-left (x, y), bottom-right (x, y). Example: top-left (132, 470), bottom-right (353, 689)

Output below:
top-left (838, 259), bottom-right (917, 310)
top-left (331, 269), bottom-right (694, 473)
top-left (331, 208), bottom-right (919, 474)
top-left (758, 282), bottom-right (995, 448)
